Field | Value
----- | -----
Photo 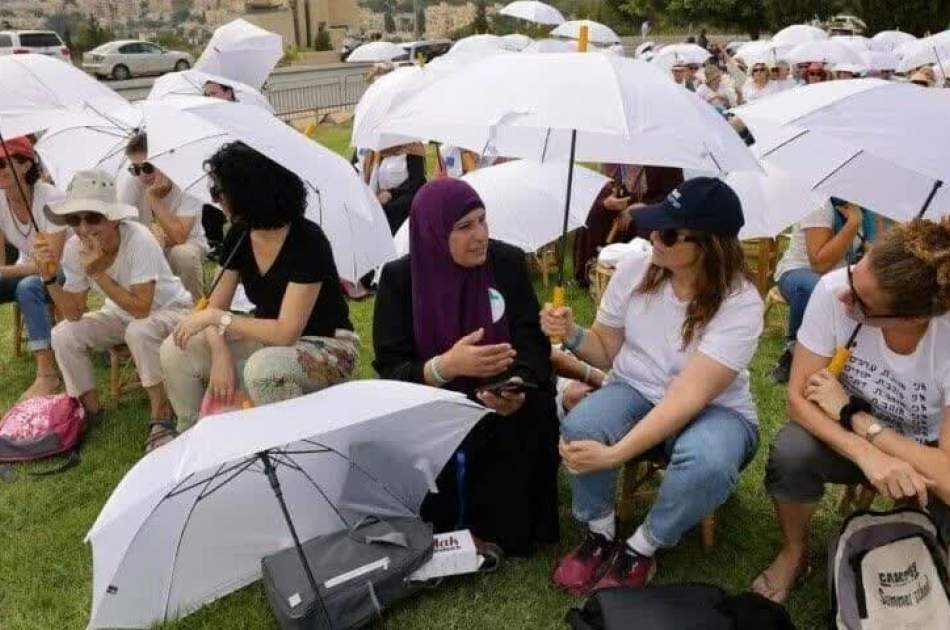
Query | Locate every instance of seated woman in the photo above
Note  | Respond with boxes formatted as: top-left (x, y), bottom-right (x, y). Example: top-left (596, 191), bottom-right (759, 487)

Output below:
top-left (543, 178), bottom-right (763, 593)
top-left (372, 178), bottom-right (559, 559)
top-left (772, 199), bottom-right (878, 383)
top-left (361, 143), bottom-right (427, 235)
top-left (0, 136), bottom-right (66, 400)
top-left (753, 218), bottom-right (950, 603)
top-left (37, 170), bottom-right (192, 451)
top-left (160, 142), bottom-right (359, 433)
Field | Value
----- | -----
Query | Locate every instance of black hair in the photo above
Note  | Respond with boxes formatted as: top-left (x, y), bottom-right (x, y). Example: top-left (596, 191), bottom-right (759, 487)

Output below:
top-left (125, 131), bottom-right (148, 156)
top-left (14, 155), bottom-right (41, 186)
top-left (204, 141), bottom-right (306, 230)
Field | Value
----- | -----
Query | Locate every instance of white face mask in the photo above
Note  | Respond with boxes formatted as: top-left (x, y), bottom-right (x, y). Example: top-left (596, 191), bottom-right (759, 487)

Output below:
top-left (377, 154), bottom-right (409, 191)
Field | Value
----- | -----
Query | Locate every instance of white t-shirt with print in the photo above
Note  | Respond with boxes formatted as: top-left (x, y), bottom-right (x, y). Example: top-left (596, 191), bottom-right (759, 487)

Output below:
top-left (0, 182), bottom-right (66, 262)
top-left (118, 174), bottom-right (208, 252)
top-left (774, 201), bottom-right (867, 280)
top-left (61, 221), bottom-right (192, 320)
top-left (798, 269), bottom-right (950, 444)
top-left (596, 249), bottom-right (764, 423)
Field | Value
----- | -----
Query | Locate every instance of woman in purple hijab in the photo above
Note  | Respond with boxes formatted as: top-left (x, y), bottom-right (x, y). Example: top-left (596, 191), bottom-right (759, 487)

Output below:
top-left (373, 178), bottom-right (560, 559)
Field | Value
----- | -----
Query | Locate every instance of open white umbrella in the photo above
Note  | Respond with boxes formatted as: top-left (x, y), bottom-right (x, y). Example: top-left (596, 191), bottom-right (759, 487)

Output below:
top-left (499, 0), bottom-right (565, 26)
top-left (522, 38), bottom-right (576, 54)
top-left (143, 98), bottom-right (396, 281)
top-left (0, 54), bottom-right (128, 138)
top-left (871, 30), bottom-right (916, 52)
top-left (787, 40), bottom-right (866, 70)
top-left (831, 35), bottom-right (872, 52)
top-left (195, 18), bottom-right (283, 90)
top-left (728, 162), bottom-right (828, 239)
top-left (85, 380), bottom-right (488, 629)
top-left (895, 38), bottom-right (950, 74)
top-left (772, 24), bottom-right (828, 48)
top-left (395, 160), bottom-right (608, 255)
top-left (734, 40), bottom-right (788, 64)
top-left (346, 41), bottom-right (407, 63)
top-left (735, 79), bottom-right (950, 223)
top-left (448, 34), bottom-right (510, 57)
top-left (654, 43), bottom-right (711, 65)
top-left (860, 50), bottom-right (899, 74)
top-left (550, 20), bottom-right (620, 45)
top-left (501, 33), bottom-right (533, 51)
top-left (148, 69), bottom-right (274, 113)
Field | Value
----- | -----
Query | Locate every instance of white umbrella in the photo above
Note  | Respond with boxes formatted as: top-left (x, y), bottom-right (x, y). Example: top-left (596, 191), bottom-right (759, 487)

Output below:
top-left (501, 33), bottom-right (533, 51)
top-left (787, 40), bottom-right (866, 70)
top-left (148, 69), bottom-right (274, 113)
top-left (728, 162), bottom-right (829, 239)
top-left (345, 41), bottom-right (407, 63)
top-left (0, 54), bottom-right (128, 138)
top-left (772, 24), bottom-right (829, 48)
top-left (895, 38), bottom-right (950, 74)
top-left (654, 43), bottom-right (711, 65)
top-left (499, 0), bottom-right (565, 26)
top-left (86, 380), bottom-right (488, 629)
top-left (523, 38), bottom-right (576, 54)
top-left (143, 98), bottom-right (396, 282)
top-left (395, 160), bottom-right (609, 255)
top-left (634, 41), bottom-right (656, 58)
top-left (735, 79), bottom-right (950, 222)
top-left (871, 30), bottom-right (916, 52)
top-left (195, 18), bottom-right (283, 90)
top-left (448, 34), bottom-right (510, 57)
top-left (831, 35), bottom-right (872, 52)
top-left (734, 40), bottom-right (785, 64)
top-left (550, 20), bottom-right (620, 45)
top-left (860, 50), bottom-right (899, 74)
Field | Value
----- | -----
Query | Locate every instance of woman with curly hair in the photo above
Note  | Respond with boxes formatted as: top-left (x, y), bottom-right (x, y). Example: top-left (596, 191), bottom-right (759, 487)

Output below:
top-left (753, 217), bottom-right (950, 603)
top-left (542, 177), bottom-right (764, 593)
top-left (160, 142), bottom-right (359, 434)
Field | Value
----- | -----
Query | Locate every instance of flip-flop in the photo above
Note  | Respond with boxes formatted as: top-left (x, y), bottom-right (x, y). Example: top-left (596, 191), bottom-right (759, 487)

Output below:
top-left (751, 559), bottom-right (811, 604)
top-left (145, 420), bottom-right (178, 453)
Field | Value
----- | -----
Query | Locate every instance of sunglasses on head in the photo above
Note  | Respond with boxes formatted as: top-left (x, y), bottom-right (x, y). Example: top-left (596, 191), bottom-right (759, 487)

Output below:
top-left (127, 162), bottom-right (155, 177)
top-left (656, 229), bottom-right (700, 247)
top-left (64, 212), bottom-right (105, 227)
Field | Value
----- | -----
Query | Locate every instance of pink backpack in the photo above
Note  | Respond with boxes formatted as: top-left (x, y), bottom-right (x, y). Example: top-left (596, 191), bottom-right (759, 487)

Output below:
top-left (0, 394), bottom-right (86, 467)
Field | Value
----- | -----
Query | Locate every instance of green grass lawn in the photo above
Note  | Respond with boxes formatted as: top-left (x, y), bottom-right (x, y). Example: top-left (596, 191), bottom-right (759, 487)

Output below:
top-left (1, 123), bottom-right (846, 629)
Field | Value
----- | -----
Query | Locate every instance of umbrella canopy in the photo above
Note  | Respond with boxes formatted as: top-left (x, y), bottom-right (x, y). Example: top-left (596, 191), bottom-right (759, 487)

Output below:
top-left (0, 54), bottom-right (128, 138)
top-left (143, 98), bottom-right (396, 281)
top-left (860, 50), bottom-right (899, 73)
top-left (870, 30), bottom-right (916, 52)
top-left (550, 20), bottom-right (620, 45)
top-left (654, 43), bottom-right (711, 65)
top-left (346, 41), bottom-right (407, 63)
top-left (448, 34), bottom-right (510, 57)
top-left (523, 38), bottom-right (576, 54)
top-left (786, 40), bottom-right (866, 70)
top-left (734, 40), bottom-right (789, 65)
top-left (499, 0), bottom-right (565, 26)
top-left (148, 69), bottom-right (274, 113)
top-left (501, 33), bottom-right (533, 51)
top-left (831, 34), bottom-right (872, 52)
top-left (734, 79), bottom-right (950, 222)
top-left (727, 162), bottom-right (828, 239)
top-left (376, 53), bottom-right (759, 175)
top-left (895, 38), bottom-right (950, 74)
top-left (772, 24), bottom-right (829, 48)
top-left (195, 18), bottom-right (283, 90)
top-left (395, 159), bottom-right (608, 254)
top-left (85, 380), bottom-right (488, 629)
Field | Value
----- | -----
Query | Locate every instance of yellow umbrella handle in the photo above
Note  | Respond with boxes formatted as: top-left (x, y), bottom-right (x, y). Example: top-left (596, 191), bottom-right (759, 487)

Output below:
top-left (827, 346), bottom-right (852, 376)
top-left (550, 285), bottom-right (566, 344)
top-left (577, 25), bottom-right (589, 52)
top-left (194, 296), bottom-right (209, 312)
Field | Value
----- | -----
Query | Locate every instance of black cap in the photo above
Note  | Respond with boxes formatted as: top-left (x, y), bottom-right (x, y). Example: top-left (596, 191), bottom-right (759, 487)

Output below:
top-left (633, 177), bottom-right (744, 237)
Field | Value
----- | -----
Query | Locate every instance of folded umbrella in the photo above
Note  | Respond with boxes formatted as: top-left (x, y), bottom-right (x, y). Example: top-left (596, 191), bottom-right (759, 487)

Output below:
top-left (85, 380), bottom-right (489, 629)
top-left (499, 0), bottom-right (566, 26)
top-left (195, 18), bottom-right (283, 90)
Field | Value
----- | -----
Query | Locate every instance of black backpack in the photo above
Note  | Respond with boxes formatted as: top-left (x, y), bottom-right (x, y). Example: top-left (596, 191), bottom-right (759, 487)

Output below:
top-left (566, 583), bottom-right (795, 630)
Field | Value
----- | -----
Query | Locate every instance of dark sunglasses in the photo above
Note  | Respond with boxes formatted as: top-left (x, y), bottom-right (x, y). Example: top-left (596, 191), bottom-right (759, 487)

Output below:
top-left (911, 80), bottom-right (930, 87)
top-left (0, 155), bottom-right (32, 170)
top-left (656, 229), bottom-right (700, 247)
top-left (751, 67), bottom-right (767, 73)
top-left (806, 72), bottom-right (825, 78)
top-left (64, 212), bottom-right (105, 227)
top-left (847, 263), bottom-right (919, 320)
top-left (127, 162), bottom-right (155, 177)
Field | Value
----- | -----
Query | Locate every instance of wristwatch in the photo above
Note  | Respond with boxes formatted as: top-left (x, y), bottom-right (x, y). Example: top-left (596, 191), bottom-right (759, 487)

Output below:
top-left (217, 312), bottom-right (233, 336)
top-left (865, 422), bottom-right (885, 443)
top-left (839, 395), bottom-right (873, 432)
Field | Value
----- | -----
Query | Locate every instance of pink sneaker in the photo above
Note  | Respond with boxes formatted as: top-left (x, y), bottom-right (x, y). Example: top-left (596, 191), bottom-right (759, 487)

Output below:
top-left (551, 532), bottom-right (616, 595)
top-left (592, 546), bottom-right (656, 591)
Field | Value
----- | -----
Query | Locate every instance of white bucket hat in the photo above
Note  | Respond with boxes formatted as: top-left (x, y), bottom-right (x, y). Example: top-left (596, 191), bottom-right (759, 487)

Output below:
top-left (45, 169), bottom-right (139, 225)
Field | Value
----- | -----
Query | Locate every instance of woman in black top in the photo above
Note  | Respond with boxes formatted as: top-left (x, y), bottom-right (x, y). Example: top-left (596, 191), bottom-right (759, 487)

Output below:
top-left (160, 142), bottom-right (359, 432)
top-left (372, 178), bottom-right (560, 558)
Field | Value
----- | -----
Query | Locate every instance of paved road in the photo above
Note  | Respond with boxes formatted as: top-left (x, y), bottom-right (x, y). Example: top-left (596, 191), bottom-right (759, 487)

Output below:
top-left (109, 62), bottom-right (373, 102)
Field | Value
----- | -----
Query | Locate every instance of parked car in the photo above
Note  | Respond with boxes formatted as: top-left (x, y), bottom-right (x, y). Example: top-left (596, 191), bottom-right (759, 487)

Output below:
top-left (82, 40), bottom-right (193, 80)
top-left (0, 30), bottom-right (71, 61)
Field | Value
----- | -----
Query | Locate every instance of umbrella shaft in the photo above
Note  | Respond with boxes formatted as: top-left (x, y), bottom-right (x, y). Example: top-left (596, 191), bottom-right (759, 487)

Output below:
top-left (917, 180), bottom-right (943, 220)
top-left (0, 128), bottom-right (39, 232)
top-left (556, 129), bottom-right (578, 286)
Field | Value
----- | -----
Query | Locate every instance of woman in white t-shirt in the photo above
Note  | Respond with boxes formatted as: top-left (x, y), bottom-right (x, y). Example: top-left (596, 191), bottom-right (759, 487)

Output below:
top-left (753, 218), bottom-right (950, 603)
top-left (0, 136), bottom-right (67, 400)
top-left (542, 178), bottom-right (763, 594)
top-left (36, 170), bottom-right (192, 453)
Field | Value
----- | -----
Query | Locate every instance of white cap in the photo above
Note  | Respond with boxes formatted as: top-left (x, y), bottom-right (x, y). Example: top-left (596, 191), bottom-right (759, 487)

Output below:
top-left (45, 170), bottom-right (139, 225)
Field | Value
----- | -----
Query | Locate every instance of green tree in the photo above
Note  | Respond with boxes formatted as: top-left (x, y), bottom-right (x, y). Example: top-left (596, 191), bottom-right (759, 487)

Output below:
top-left (384, 0), bottom-right (396, 33)
top-left (839, 0), bottom-right (950, 36)
top-left (314, 25), bottom-right (333, 51)
top-left (472, 0), bottom-right (489, 33)
top-left (73, 15), bottom-right (113, 56)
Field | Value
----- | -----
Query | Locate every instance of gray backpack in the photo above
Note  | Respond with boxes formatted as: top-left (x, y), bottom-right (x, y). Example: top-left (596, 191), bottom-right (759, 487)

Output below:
top-left (829, 508), bottom-right (950, 630)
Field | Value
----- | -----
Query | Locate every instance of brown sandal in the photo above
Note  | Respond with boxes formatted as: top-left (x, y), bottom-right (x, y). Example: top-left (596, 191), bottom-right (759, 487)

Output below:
top-left (145, 420), bottom-right (178, 453)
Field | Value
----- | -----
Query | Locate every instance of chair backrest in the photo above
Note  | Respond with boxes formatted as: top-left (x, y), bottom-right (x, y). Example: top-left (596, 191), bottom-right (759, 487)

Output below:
top-left (742, 238), bottom-right (779, 297)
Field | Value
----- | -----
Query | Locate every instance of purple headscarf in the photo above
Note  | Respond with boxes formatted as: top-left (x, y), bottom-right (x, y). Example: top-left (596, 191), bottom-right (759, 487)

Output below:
top-left (410, 179), bottom-right (509, 365)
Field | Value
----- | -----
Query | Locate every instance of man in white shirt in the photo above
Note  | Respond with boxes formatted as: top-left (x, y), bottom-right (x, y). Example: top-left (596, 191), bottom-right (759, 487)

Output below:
top-left (121, 132), bottom-right (208, 302)
top-left (37, 170), bottom-right (192, 453)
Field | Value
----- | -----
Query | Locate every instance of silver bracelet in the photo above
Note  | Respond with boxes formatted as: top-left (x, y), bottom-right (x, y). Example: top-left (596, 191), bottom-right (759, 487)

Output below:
top-left (430, 356), bottom-right (449, 386)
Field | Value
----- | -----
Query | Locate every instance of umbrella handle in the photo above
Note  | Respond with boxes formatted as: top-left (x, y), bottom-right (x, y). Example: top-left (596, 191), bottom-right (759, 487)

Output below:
top-left (577, 25), bottom-right (589, 53)
top-left (550, 285), bottom-right (566, 345)
top-left (827, 346), bottom-right (851, 377)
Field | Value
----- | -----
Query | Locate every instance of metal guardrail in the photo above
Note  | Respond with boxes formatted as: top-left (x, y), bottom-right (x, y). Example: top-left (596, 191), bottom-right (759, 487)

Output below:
top-left (267, 74), bottom-right (368, 121)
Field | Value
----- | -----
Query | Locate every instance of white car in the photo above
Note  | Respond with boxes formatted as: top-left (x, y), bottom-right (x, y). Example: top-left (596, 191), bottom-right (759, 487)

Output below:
top-left (82, 40), bottom-right (193, 81)
top-left (0, 30), bottom-right (71, 61)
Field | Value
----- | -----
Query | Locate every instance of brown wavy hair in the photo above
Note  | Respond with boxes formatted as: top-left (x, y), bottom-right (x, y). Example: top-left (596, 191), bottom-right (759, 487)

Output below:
top-left (869, 217), bottom-right (950, 316)
top-left (637, 233), bottom-right (754, 350)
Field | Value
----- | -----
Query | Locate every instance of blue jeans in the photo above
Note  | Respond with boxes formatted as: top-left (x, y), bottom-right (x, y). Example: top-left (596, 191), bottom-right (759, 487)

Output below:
top-left (0, 274), bottom-right (53, 351)
top-left (777, 268), bottom-right (821, 344)
top-left (561, 381), bottom-right (758, 549)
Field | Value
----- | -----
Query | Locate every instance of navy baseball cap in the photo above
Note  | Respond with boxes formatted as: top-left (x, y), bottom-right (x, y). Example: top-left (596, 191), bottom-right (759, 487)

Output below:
top-left (633, 177), bottom-right (744, 237)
